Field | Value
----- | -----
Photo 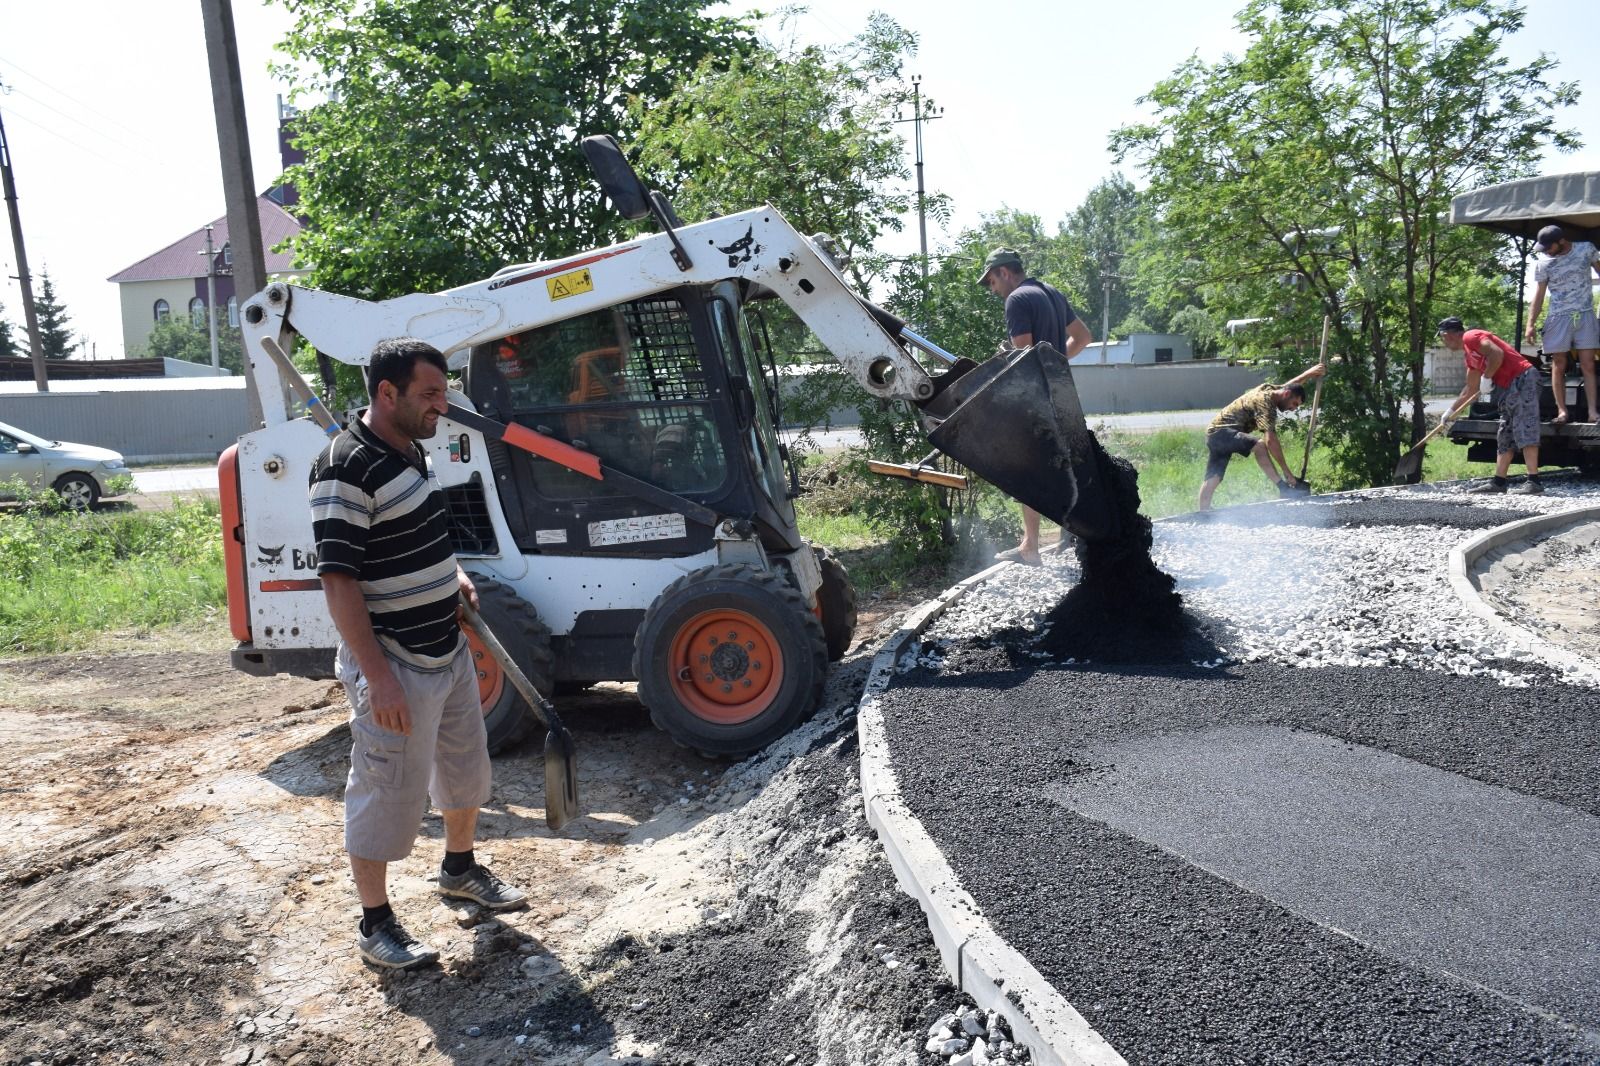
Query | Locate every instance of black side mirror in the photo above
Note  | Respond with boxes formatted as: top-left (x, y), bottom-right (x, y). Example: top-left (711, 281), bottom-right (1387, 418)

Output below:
top-left (580, 135), bottom-right (651, 221)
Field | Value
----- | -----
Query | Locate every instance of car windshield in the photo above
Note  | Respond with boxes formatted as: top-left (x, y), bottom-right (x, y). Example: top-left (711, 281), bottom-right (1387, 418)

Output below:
top-left (0, 420), bottom-right (54, 448)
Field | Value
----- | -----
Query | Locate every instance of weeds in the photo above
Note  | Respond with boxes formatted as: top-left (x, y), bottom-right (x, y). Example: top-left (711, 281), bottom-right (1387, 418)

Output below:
top-left (0, 479), bottom-right (224, 654)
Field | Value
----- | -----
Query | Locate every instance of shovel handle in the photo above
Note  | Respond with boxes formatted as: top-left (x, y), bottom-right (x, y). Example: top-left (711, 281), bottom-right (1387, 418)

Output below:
top-left (460, 602), bottom-right (556, 731)
top-left (1410, 395), bottom-right (1478, 449)
top-left (1298, 316), bottom-right (1331, 482)
top-left (260, 337), bottom-right (341, 437)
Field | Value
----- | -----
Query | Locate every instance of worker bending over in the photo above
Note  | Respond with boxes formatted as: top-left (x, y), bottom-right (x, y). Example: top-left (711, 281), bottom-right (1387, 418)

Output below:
top-left (1439, 317), bottom-right (1543, 495)
top-left (1198, 365), bottom-right (1327, 511)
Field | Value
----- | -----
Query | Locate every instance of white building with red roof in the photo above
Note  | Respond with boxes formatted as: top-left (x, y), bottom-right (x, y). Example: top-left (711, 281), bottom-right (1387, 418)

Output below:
top-left (106, 193), bottom-right (306, 359)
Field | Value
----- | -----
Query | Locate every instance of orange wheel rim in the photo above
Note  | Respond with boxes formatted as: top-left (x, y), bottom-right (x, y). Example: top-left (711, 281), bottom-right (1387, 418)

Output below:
top-left (667, 608), bottom-right (785, 725)
top-left (464, 625), bottom-right (506, 715)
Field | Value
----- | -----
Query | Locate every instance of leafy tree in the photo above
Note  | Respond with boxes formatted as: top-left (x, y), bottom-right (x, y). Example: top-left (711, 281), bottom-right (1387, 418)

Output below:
top-left (1063, 174), bottom-right (1140, 338)
top-left (633, 13), bottom-right (933, 287)
top-left (1114, 0), bottom-right (1578, 487)
top-left (33, 270), bottom-right (74, 360)
top-left (275, 0), bottom-right (754, 298)
top-left (144, 315), bottom-right (244, 375)
top-left (0, 301), bottom-right (19, 360)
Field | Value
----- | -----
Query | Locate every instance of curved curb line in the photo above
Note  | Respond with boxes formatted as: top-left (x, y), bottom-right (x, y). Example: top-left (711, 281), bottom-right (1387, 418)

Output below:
top-left (856, 558), bottom-right (1127, 1066)
top-left (1449, 503), bottom-right (1600, 680)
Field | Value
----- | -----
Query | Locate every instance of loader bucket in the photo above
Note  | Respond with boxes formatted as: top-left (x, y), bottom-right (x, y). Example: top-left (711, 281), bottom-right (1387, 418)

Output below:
top-left (923, 343), bottom-right (1121, 543)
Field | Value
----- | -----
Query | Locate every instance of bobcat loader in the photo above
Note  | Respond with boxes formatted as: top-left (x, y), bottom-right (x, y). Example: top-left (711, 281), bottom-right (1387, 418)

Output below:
top-left (222, 135), bottom-right (1126, 756)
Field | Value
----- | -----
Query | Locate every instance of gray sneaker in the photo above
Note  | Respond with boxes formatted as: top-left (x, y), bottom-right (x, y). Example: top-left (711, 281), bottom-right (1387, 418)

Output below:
top-left (1469, 479), bottom-right (1508, 494)
top-left (356, 915), bottom-right (440, 970)
top-left (1510, 478), bottom-right (1545, 495)
top-left (439, 863), bottom-right (528, 911)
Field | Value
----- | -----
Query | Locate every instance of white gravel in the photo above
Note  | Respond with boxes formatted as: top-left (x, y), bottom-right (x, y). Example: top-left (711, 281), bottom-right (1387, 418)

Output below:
top-left (924, 480), bottom-right (1600, 687)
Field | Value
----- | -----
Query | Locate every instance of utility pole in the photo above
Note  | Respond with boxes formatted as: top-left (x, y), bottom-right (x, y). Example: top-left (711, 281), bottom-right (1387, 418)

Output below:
top-left (894, 76), bottom-right (943, 287)
top-left (0, 101), bottom-right (48, 391)
top-left (200, 0), bottom-right (265, 421)
top-left (1098, 261), bottom-right (1121, 364)
top-left (200, 225), bottom-right (221, 369)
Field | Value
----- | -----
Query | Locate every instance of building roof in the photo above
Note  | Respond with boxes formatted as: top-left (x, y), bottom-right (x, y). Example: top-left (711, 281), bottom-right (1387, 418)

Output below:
top-left (107, 195), bottom-right (304, 283)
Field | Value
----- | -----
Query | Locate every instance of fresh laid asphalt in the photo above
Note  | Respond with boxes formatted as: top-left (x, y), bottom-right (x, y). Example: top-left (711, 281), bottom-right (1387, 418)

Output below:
top-left (876, 493), bottom-right (1600, 1064)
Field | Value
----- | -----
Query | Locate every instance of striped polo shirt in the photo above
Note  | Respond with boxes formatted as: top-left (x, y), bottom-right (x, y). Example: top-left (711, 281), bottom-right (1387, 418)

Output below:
top-left (308, 418), bottom-right (462, 672)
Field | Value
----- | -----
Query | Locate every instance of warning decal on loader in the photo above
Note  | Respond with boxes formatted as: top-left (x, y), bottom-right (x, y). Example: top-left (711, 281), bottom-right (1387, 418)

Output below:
top-left (546, 268), bottom-right (594, 301)
top-left (588, 513), bottom-right (687, 546)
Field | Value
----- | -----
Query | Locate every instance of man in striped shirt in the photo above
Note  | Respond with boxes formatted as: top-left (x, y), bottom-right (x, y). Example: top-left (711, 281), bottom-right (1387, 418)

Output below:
top-left (310, 337), bottom-right (526, 970)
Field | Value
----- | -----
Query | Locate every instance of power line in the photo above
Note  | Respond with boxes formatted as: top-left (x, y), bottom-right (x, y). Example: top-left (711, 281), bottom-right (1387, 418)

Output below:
top-left (4, 84), bottom-right (146, 156)
top-left (0, 104), bottom-right (126, 169)
top-left (0, 53), bottom-right (147, 143)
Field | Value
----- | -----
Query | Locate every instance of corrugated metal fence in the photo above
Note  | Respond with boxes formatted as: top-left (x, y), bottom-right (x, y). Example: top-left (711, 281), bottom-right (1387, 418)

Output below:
top-left (0, 380), bottom-right (249, 462)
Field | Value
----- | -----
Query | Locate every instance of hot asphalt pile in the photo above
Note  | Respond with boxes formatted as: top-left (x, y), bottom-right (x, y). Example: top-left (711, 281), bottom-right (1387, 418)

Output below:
top-left (877, 479), bottom-right (1600, 1064)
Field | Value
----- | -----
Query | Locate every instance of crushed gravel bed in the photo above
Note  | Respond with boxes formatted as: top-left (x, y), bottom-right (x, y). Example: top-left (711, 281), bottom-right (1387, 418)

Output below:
top-left (877, 479), bottom-right (1600, 1064)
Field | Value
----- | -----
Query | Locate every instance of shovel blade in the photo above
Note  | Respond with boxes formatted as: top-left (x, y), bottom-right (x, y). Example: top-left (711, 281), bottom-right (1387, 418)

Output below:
top-left (924, 344), bottom-right (1120, 541)
top-left (1392, 444), bottom-right (1426, 484)
top-left (542, 726), bottom-right (580, 832)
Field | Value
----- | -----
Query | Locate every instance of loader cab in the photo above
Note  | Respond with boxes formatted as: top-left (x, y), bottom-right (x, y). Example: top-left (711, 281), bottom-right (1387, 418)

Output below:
top-left (462, 283), bottom-right (801, 558)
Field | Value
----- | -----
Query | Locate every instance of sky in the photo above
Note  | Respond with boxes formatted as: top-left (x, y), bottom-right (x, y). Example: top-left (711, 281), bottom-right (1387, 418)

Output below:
top-left (1, 0), bottom-right (1595, 359)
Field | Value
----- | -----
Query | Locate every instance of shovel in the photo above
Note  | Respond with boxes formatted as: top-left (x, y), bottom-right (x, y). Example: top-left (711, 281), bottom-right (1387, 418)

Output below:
top-left (461, 603), bottom-right (581, 831)
top-left (1289, 316), bottom-right (1332, 495)
top-left (1392, 396), bottom-right (1477, 484)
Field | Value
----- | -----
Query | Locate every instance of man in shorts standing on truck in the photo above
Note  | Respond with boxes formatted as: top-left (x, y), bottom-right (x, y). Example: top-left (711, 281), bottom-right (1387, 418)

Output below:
top-left (978, 248), bottom-right (1094, 564)
top-left (310, 337), bottom-right (527, 971)
top-left (1197, 364), bottom-right (1326, 511)
top-left (1440, 317), bottom-right (1544, 495)
top-left (1525, 224), bottom-right (1600, 424)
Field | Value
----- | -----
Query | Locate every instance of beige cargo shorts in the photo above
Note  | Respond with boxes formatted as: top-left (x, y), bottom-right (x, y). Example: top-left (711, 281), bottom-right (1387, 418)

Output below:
top-left (335, 640), bottom-right (491, 862)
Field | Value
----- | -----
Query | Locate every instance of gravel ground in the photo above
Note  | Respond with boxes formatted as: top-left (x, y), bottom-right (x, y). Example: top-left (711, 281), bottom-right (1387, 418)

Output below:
top-left (878, 478), bottom-right (1600, 1064)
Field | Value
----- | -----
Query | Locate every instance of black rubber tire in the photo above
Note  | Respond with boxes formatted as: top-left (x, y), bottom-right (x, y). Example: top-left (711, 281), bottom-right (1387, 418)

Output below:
top-left (464, 575), bottom-right (554, 754)
top-left (813, 546), bottom-right (857, 662)
top-left (633, 563), bottom-right (828, 756)
top-left (52, 473), bottom-right (100, 512)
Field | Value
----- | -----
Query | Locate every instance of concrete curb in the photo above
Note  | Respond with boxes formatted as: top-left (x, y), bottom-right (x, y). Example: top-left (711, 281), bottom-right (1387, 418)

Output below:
top-left (856, 554), bottom-right (1127, 1066)
top-left (1448, 503), bottom-right (1600, 679)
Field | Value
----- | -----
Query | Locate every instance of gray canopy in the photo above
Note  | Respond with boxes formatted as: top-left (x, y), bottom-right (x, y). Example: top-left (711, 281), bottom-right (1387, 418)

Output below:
top-left (1450, 172), bottom-right (1600, 241)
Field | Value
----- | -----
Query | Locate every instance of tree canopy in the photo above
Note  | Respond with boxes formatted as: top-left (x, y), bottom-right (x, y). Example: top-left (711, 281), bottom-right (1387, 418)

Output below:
top-left (276, 0), bottom-right (754, 298)
top-left (144, 316), bottom-right (245, 375)
top-left (0, 303), bottom-right (19, 361)
top-left (1114, 0), bottom-right (1579, 487)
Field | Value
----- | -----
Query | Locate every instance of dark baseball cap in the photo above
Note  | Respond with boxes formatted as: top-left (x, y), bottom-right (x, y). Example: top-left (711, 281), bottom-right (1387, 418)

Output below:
top-left (1437, 316), bottom-right (1465, 334)
top-left (978, 248), bottom-right (1024, 284)
top-left (1536, 224), bottom-right (1567, 250)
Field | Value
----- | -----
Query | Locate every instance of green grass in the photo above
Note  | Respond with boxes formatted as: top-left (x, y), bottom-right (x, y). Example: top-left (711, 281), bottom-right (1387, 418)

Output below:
top-left (0, 488), bottom-right (226, 655)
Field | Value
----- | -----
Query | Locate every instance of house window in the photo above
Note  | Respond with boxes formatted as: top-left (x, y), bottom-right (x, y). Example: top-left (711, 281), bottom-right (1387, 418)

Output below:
top-left (1155, 347), bottom-right (1174, 363)
top-left (227, 295), bottom-right (238, 327)
top-left (154, 299), bottom-right (171, 322)
top-left (222, 242), bottom-right (233, 267)
top-left (190, 297), bottom-right (207, 328)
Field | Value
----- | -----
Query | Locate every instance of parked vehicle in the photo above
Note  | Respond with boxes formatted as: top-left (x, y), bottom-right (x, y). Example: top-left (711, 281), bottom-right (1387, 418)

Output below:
top-left (1446, 171), bottom-right (1600, 474)
top-left (0, 419), bottom-right (128, 510)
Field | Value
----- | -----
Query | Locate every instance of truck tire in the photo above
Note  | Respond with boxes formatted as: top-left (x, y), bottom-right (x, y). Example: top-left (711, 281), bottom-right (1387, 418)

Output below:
top-left (462, 575), bottom-right (554, 754)
top-left (633, 564), bottom-right (827, 757)
top-left (813, 546), bottom-right (857, 662)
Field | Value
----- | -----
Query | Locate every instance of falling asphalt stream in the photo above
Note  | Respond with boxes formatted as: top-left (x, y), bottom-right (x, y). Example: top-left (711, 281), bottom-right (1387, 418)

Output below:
top-left (876, 483), bottom-right (1600, 1064)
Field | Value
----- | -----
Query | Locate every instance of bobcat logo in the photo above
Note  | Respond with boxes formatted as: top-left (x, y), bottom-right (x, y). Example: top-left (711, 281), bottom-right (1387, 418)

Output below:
top-left (717, 226), bottom-right (761, 269)
top-left (256, 544), bottom-right (286, 571)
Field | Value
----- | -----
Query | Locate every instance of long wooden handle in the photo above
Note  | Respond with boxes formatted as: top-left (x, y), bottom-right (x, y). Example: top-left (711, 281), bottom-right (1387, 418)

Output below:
top-left (260, 337), bottom-right (340, 437)
top-left (1410, 395), bottom-right (1477, 449)
top-left (1298, 316), bottom-right (1331, 481)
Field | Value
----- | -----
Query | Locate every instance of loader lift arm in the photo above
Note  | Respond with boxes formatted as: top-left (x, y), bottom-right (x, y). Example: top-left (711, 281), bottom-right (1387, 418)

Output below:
top-left (238, 135), bottom-right (1116, 543)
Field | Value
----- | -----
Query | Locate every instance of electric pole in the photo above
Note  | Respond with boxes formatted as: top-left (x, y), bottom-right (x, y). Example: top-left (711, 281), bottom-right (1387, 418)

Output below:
top-left (0, 100), bottom-right (48, 391)
top-left (200, 0), bottom-right (265, 422)
top-left (201, 225), bottom-right (221, 369)
top-left (894, 76), bottom-right (943, 287)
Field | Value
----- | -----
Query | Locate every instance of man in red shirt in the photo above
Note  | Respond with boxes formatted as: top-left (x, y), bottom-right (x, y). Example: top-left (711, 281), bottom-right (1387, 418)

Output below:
top-left (1439, 317), bottom-right (1543, 495)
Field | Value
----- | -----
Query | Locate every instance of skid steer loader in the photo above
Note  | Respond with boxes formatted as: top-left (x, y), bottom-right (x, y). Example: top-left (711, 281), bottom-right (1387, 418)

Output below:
top-left (221, 135), bottom-right (1126, 756)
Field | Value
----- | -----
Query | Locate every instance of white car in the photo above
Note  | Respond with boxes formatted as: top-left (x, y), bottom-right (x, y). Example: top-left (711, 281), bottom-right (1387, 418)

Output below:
top-left (0, 419), bottom-right (128, 510)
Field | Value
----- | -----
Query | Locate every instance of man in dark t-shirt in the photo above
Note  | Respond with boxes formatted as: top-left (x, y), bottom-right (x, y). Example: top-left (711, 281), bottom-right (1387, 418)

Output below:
top-left (978, 248), bottom-right (1093, 564)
